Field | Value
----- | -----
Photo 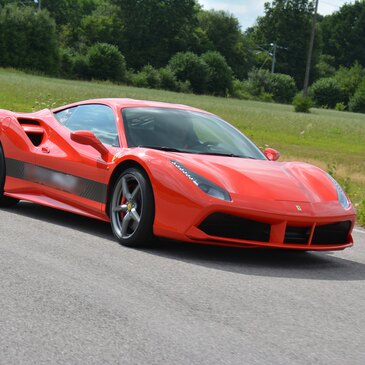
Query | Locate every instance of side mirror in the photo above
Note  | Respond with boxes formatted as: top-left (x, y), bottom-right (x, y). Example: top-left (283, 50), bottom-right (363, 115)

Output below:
top-left (71, 130), bottom-right (109, 157)
top-left (264, 147), bottom-right (280, 161)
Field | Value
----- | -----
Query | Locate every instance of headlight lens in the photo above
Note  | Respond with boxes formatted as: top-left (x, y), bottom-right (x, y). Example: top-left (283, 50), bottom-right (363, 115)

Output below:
top-left (327, 174), bottom-right (350, 209)
top-left (171, 160), bottom-right (231, 201)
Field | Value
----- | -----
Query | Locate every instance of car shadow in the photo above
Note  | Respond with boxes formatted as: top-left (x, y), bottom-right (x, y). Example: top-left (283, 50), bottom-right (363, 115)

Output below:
top-left (146, 239), bottom-right (365, 281)
top-left (3, 201), bottom-right (365, 282)
top-left (3, 201), bottom-right (113, 241)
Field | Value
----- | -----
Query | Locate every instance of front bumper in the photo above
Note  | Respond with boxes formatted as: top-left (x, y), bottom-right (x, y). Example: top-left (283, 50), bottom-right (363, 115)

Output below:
top-left (155, 194), bottom-right (356, 250)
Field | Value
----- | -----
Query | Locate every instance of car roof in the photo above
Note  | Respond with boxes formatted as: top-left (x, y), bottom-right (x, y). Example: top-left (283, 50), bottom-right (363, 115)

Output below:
top-left (52, 98), bottom-right (213, 115)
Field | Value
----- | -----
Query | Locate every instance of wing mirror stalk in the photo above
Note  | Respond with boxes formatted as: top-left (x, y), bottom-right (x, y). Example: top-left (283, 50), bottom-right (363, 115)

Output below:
top-left (71, 130), bottom-right (109, 158)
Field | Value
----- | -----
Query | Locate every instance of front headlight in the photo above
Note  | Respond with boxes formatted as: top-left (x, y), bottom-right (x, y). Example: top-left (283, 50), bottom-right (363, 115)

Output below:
top-left (171, 160), bottom-right (231, 201)
top-left (327, 174), bottom-right (350, 209)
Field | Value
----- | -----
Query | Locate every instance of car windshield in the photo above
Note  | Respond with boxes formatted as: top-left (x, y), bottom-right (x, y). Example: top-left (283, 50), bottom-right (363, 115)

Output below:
top-left (122, 107), bottom-right (266, 160)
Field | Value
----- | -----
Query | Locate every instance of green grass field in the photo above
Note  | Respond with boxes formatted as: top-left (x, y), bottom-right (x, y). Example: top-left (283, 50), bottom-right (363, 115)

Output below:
top-left (1, 68), bottom-right (364, 213)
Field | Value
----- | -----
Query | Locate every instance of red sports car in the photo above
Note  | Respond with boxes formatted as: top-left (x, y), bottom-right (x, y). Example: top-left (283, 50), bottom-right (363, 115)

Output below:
top-left (0, 98), bottom-right (356, 250)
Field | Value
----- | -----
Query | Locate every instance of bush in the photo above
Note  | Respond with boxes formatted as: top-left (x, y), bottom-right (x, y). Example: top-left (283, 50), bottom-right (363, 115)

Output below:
top-left (310, 77), bottom-right (346, 108)
top-left (131, 72), bottom-right (149, 88)
top-left (201, 51), bottom-right (233, 96)
top-left (335, 102), bottom-right (346, 111)
top-left (142, 65), bottom-right (161, 89)
top-left (358, 198), bottom-right (365, 226)
top-left (59, 48), bottom-right (75, 78)
top-left (73, 53), bottom-right (90, 80)
top-left (231, 79), bottom-right (253, 100)
top-left (349, 81), bottom-right (365, 113)
top-left (315, 54), bottom-right (336, 79)
top-left (177, 80), bottom-right (192, 94)
top-left (293, 93), bottom-right (312, 113)
top-left (246, 68), bottom-right (270, 97)
top-left (124, 69), bottom-right (134, 85)
top-left (168, 52), bottom-right (209, 94)
top-left (131, 65), bottom-right (161, 89)
top-left (334, 62), bottom-right (365, 103)
top-left (246, 69), bottom-right (296, 103)
top-left (159, 67), bottom-right (180, 91)
top-left (267, 73), bottom-right (297, 103)
top-left (87, 43), bottom-right (126, 82)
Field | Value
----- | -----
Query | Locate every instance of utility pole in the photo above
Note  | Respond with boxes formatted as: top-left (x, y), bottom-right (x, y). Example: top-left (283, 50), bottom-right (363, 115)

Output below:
top-left (270, 42), bottom-right (287, 73)
top-left (303, 0), bottom-right (319, 97)
top-left (34, 0), bottom-right (41, 10)
top-left (271, 42), bottom-right (277, 74)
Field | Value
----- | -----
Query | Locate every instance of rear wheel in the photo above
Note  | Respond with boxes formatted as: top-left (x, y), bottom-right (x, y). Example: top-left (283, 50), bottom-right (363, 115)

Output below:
top-left (110, 167), bottom-right (155, 247)
top-left (0, 144), bottom-right (19, 207)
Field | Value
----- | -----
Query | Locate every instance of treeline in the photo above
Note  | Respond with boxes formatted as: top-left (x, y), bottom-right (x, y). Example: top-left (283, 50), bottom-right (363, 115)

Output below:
top-left (0, 0), bottom-right (365, 112)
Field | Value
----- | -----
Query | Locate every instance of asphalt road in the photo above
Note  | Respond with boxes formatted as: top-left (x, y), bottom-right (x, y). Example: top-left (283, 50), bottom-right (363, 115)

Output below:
top-left (0, 202), bottom-right (364, 365)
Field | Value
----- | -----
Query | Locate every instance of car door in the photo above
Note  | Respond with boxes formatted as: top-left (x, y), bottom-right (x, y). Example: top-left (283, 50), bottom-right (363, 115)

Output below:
top-left (34, 103), bottom-right (120, 218)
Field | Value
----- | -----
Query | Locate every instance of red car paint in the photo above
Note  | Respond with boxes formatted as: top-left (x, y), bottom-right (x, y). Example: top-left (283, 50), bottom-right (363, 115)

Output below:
top-left (0, 99), bottom-right (356, 250)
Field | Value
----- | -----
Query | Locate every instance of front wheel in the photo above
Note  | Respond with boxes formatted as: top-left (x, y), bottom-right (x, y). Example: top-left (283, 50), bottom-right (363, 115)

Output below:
top-left (110, 167), bottom-right (155, 247)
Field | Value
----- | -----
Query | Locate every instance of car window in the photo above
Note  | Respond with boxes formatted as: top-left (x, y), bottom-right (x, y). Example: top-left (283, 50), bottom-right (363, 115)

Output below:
top-left (54, 107), bottom-right (77, 126)
top-left (54, 104), bottom-right (119, 146)
top-left (122, 107), bottom-right (265, 160)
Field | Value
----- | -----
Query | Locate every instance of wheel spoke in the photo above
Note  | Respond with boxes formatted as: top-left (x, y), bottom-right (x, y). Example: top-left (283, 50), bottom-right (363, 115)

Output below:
top-left (122, 176), bottom-right (131, 200)
top-left (121, 212), bottom-right (131, 237)
top-left (130, 208), bottom-right (140, 224)
top-left (113, 204), bottom-right (128, 212)
top-left (130, 185), bottom-right (140, 202)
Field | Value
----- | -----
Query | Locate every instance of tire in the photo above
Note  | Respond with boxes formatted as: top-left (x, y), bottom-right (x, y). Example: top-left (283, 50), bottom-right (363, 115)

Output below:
top-left (0, 143), bottom-right (19, 207)
top-left (109, 167), bottom-right (155, 247)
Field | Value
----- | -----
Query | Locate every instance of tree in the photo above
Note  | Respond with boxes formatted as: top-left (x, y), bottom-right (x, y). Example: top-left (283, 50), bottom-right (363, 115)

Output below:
top-left (252, 0), bottom-right (321, 87)
top-left (321, 1), bottom-right (365, 68)
top-left (201, 51), bottom-right (233, 96)
top-left (168, 52), bottom-right (209, 94)
top-left (42, 0), bottom-right (99, 48)
top-left (79, 3), bottom-right (123, 47)
top-left (349, 80), bottom-right (365, 113)
top-left (198, 10), bottom-right (254, 79)
top-left (0, 4), bottom-right (58, 73)
top-left (42, 0), bottom-right (98, 26)
top-left (112, 0), bottom-right (198, 69)
top-left (333, 63), bottom-right (365, 103)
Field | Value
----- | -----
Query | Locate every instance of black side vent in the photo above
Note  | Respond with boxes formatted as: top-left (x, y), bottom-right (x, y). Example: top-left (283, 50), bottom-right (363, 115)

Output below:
top-left (198, 213), bottom-right (271, 242)
top-left (312, 221), bottom-right (351, 245)
top-left (17, 119), bottom-right (44, 147)
top-left (18, 118), bottom-right (40, 126)
top-left (26, 133), bottom-right (43, 147)
top-left (284, 226), bottom-right (311, 244)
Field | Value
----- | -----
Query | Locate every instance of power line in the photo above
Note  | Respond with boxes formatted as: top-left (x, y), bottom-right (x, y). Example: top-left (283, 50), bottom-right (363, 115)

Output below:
top-left (254, 43), bottom-right (288, 73)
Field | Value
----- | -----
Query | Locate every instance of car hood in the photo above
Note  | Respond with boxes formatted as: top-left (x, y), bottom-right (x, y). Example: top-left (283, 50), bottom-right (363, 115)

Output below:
top-left (166, 153), bottom-right (337, 204)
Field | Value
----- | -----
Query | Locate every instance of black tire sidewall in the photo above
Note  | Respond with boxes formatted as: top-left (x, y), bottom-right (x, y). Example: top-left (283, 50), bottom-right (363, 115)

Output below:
top-left (0, 143), bottom-right (6, 194)
top-left (0, 143), bottom-right (19, 206)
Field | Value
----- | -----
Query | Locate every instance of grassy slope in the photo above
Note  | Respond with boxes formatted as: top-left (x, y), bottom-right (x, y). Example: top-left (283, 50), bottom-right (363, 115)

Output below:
top-left (1, 68), bottom-right (364, 204)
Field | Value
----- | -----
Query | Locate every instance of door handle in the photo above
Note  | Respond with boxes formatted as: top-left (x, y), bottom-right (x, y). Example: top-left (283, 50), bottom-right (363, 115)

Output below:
top-left (41, 146), bottom-right (50, 154)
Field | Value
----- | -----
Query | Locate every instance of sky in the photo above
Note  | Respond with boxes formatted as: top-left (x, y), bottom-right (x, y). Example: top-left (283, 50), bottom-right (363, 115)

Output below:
top-left (199, 0), bottom-right (351, 30)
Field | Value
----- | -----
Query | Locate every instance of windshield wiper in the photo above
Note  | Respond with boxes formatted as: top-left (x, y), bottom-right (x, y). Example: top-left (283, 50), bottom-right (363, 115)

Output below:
top-left (196, 152), bottom-right (256, 159)
top-left (137, 145), bottom-right (191, 153)
top-left (137, 146), bottom-right (256, 159)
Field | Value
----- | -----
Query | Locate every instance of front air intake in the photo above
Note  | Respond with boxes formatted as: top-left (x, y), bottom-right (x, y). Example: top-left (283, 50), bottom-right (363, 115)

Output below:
top-left (198, 213), bottom-right (271, 242)
top-left (311, 221), bottom-right (351, 245)
top-left (284, 226), bottom-right (311, 244)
